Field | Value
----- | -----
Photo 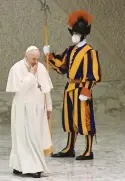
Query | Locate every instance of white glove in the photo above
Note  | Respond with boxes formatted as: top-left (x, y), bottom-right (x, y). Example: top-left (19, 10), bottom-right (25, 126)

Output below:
top-left (43, 45), bottom-right (50, 55)
top-left (79, 95), bottom-right (89, 101)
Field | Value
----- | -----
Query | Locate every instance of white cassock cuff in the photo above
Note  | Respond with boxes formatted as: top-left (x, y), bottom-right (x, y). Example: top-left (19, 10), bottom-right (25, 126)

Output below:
top-left (43, 45), bottom-right (50, 55)
top-left (79, 95), bottom-right (89, 101)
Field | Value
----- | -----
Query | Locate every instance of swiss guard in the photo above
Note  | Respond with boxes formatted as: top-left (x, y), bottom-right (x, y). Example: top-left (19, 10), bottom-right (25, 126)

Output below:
top-left (43, 10), bottom-right (102, 160)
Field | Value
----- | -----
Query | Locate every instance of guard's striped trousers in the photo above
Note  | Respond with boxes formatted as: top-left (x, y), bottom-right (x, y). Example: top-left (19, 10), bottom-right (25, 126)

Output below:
top-left (62, 88), bottom-right (96, 135)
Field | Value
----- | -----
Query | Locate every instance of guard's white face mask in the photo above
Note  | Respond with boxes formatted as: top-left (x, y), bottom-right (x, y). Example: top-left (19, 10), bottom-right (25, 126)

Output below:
top-left (72, 34), bottom-right (81, 44)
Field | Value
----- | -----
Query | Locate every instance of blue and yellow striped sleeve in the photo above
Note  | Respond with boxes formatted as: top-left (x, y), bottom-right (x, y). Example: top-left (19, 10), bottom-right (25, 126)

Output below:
top-left (48, 49), bottom-right (68, 74)
top-left (81, 49), bottom-right (102, 98)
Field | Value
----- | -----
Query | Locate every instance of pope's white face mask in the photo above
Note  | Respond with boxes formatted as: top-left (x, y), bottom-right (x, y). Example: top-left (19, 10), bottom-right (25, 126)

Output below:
top-left (72, 34), bottom-right (81, 44)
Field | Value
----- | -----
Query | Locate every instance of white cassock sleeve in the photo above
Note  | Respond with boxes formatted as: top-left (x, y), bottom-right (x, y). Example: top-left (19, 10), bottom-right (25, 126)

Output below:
top-left (45, 92), bottom-right (52, 111)
top-left (6, 67), bottom-right (36, 93)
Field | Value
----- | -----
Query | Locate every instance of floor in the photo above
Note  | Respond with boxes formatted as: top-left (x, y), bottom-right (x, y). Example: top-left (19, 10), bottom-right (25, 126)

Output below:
top-left (0, 80), bottom-right (125, 181)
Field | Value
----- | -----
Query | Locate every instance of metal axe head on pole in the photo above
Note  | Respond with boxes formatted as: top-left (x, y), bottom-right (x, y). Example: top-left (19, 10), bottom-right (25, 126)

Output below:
top-left (37, 0), bottom-right (51, 14)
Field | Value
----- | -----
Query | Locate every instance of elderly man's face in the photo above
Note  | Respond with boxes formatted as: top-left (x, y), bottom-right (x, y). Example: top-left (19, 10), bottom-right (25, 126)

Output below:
top-left (25, 50), bottom-right (40, 66)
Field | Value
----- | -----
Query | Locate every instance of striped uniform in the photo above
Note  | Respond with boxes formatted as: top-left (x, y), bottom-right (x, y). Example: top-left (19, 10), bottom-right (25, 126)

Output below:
top-left (49, 44), bottom-right (102, 136)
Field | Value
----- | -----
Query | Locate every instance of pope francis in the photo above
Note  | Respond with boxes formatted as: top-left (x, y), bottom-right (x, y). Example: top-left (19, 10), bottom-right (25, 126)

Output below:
top-left (6, 46), bottom-right (53, 178)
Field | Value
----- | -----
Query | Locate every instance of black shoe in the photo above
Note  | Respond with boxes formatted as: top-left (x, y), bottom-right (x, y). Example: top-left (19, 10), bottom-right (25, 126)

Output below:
top-left (30, 172), bottom-right (41, 178)
top-left (51, 150), bottom-right (75, 158)
top-left (13, 169), bottom-right (22, 175)
top-left (76, 152), bottom-right (94, 160)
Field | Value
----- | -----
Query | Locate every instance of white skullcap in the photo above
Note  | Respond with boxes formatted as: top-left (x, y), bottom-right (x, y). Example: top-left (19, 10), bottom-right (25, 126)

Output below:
top-left (26, 46), bottom-right (39, 53)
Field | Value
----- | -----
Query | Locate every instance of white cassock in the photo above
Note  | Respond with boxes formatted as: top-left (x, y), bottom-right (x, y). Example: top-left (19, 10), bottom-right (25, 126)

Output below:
top-left (6, 59), bottom-right (53, 174)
